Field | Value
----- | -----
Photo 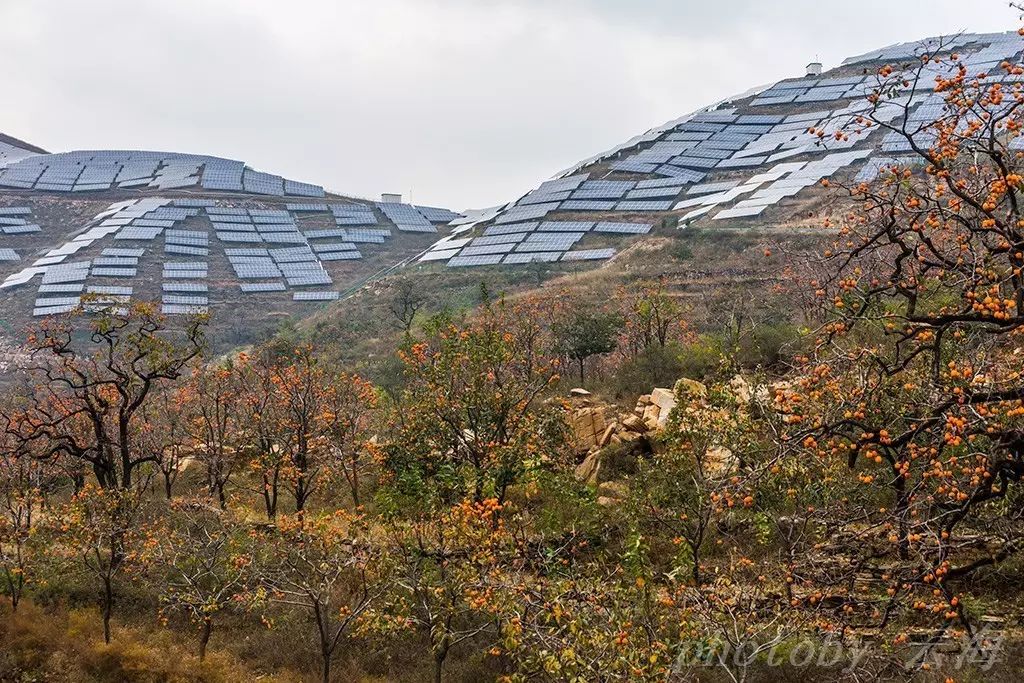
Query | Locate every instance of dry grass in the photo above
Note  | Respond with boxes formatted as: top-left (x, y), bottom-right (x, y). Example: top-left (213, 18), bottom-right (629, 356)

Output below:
top-left (0, 601), bottom-right (301, 683)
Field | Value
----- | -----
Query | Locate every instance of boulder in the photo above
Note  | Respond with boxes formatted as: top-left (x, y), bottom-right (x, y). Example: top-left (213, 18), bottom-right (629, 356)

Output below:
top-left (729, 375), bottom-right (753, 405)
top-left (571, 406), bottom-right (608, 452)
top-left (570, 388), bottom-right (592, 397)
top-left (642, 404), bottom-right (661, 430)
top-left (574, 449), bottom-right (601, 485)
top-left (599, 423), bottom-right (616, 448)
top-left (650, 387), bottom-right (677, 412)
top-left (621, 414), bottom-right (647, 433)
top-left (674, 377), bottom-right (708, 399)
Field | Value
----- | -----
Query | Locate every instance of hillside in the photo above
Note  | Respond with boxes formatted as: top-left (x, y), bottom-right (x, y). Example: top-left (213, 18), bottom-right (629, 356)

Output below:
top-left (5, 23), bottom-right (1024, 683)
top-left (415, 31), bottom-right (1024, 266)
top-left (0, 147), bottom-right (462, 349)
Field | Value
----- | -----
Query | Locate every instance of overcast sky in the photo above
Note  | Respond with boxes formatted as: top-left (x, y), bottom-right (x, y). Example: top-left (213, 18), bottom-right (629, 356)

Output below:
top-left (0, 0), bottom-right (1018, 209)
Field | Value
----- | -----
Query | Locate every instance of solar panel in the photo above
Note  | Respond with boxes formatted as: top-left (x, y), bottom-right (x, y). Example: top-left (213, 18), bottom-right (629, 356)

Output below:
top-left (415, 206), bottom-right (462, 223)
top-left (593, 222), bottom-right (652, 235)
top-left (240, 282), bottom-right (287, 293)
top-left (653, 166), bottom-right (707, 182)
top-left (225, 248), bottom-right (269, 257)
top-left (516, 233), bottom-right (585, 252)
top-left (92, 268), bottom-right (137, 277)
top-left (470, 233), bottom-right (527, 247)
top-left (304, 228), bottom-right (349, 240)
top-left (293, 291), bottom-right (340, 301)
top-left (163, 270), bottom-right (208, 279)
top-left (420, 249), bottom-right (461, 262)
top-left (312, 241), bottom-right (358, 253)
top-left (562, 248), bottom-right (616, 261)
top-left (460, 243), bottom-right (516, 257)
top-left (447, 254), bottom-right (504, 267)
top-left (162, 295), bottom-right (208, 306)
top-left (165, 245), bottom-right (210, 256)
top-left (319, 251), bottom-right (362, 261)
top-left (625, 187), bottom-right (684, 200)
top-left (494, 203), bottom-right (560, 224)
top-left (163, 282), bottom-right (208, 293)
top-left (2, 224), bottom-right (41, 234)
top-left (101, 248), bottom-right (145, 257)
top-left (92, 257), bottom-right (138, 267)
top-left (88, 286), bottom-right (133, 296)
top-left (173, 199), bottom-right (217, 208)
top-left (287, 203), bottom-right (330, 212)
top-left (615, 200), bottom-right (673, 211)
top-left (38, 283), bottom-right (84, 294)
top-left (0, 248), bottom-right (19, 261)
top-left (164, 261), bottom-right (208, 270)
top-left (161, 304), bottom-right (209, 315)
top-left (538, 221), bottom-right (593, 232)
top-left (503, 252), bottom-right (562, 264)
top-left (559, 200), bottom-right (616, 211)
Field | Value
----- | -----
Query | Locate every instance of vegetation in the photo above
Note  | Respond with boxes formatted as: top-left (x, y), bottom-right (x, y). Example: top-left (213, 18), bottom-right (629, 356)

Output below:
top-left (6, 28), bottom-right (1024, 683)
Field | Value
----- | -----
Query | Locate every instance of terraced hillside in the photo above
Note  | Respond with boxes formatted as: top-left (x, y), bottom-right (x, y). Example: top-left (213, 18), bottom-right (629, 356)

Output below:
top-left (419, 31), bottom-right (1024, 267)
top-left (0, 139), bottom-right (462, 348)
top-left (4, 31), bottom-right (1023, 348)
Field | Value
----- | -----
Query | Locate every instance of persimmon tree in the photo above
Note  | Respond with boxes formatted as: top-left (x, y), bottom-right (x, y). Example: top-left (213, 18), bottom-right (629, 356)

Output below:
top-left (181, 360), bottom-right (245, 508)
top-left (552, 309), bottom-right (622, 383)
top-left (321, 372), bottom-right (377, 508)
top-left (0, 305), bottom-right (204, 642)
top-left (57, 483), bottom-right (148, 643)
top-left (0, 423), bottom-right (58, 611)
top-left (237, 352), bottom-right (285, 519)
top-left (628, 382), bottom-right (768, 586)
top-left (266, 347), bottom-right (332, 514)
top-left (492, 541), bottom-right (675, 683)
top-left (140, 385), bottom-right (189, 500)
top-left (3, 304), bottom-right (205, 492)
top-left (779, 31), bottom-right (1024, 652)
top-left (382, 303), bottom-right (564, 507)
top-left (259, 346), bottom-right (377, 513)
top-left (615, 278), bottom-right (692, 361)
top-left (389, 276), bottom-right (427, 334)
top-left (384, 498), bottom-right (509, 683)
top-left (143, 499), bottom-right (250, 661)
top-left (251, 511), bottom-right (383, 683)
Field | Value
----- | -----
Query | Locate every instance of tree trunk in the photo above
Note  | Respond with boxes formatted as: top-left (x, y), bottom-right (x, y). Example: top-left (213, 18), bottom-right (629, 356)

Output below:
top-left (198, 618), bottom-right (212, 661)
top-left (321, 647), bottom-right (331, 683)
top-left (434, 651), bottom-right (446, 683)
top-left (164, 473), bottom-right (174, 500)
top-left (350, 456), bottom-right (360, 507)
top-left (262, 471), bottom-right (279, 520)
top-left (102, 575), bottom-right (113, 644)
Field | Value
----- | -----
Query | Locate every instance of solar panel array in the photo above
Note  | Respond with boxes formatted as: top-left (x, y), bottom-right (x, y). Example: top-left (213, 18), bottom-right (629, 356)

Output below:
top-left (0, 194), bottom-right (461, 317)
top-left (0, 150), bottom-right (325, 197)
top-left (416, 32), bottom-right (1024, 268)
top-left (0, 205), bottom-right (40, 236)
top-left (377, 202), bottom-right (437, 233)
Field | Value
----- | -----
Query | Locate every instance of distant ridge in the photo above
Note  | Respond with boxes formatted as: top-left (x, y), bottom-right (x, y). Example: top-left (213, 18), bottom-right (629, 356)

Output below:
top-left (0, 132), bottom-right (48, 156)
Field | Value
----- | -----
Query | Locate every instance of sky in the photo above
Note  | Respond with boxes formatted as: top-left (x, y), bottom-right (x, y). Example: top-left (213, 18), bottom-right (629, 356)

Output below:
top-left (0, 0), bottom-right (1018, 209)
